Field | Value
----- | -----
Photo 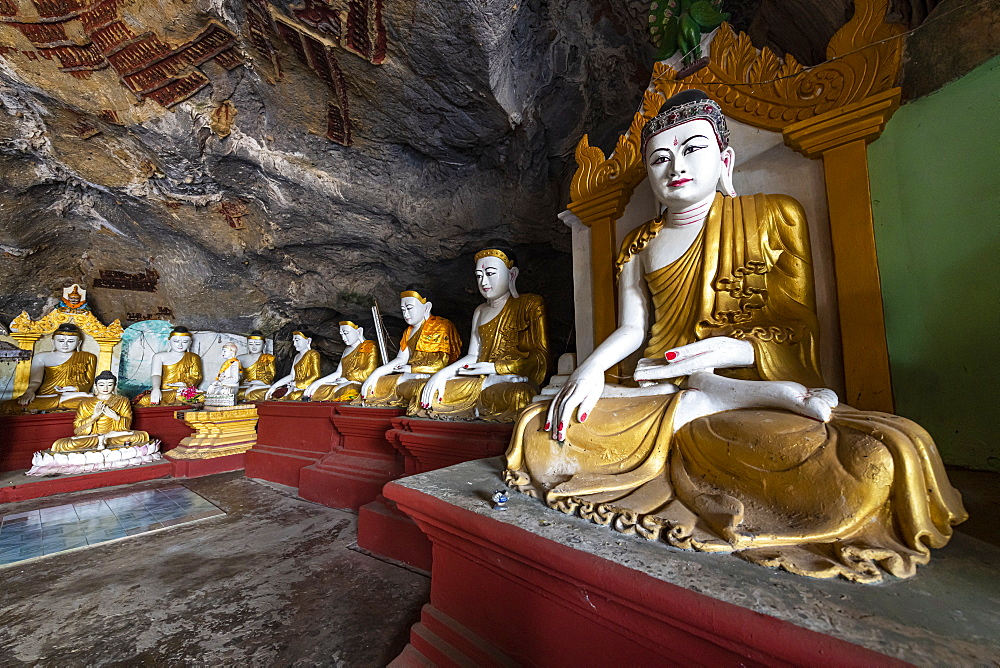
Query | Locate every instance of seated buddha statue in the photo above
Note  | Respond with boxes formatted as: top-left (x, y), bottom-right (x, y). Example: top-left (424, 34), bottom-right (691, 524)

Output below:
top-left (50, 370), bottom-right (151, 451)
top-left (263, 330), bottom-right (322, 401)
top-left (136, 326), bottom-right (204, 406)
top-left (357, 287), bottom-right (462, 408)
top-left (505, 90), bottom-right (967, 583)
top-left (1, 323), bottom-right (96, 414)
top-left (239, 331), bottom-right (276, 401)
top-left (205, 342), bottom-right (241, 405)
top-left (414, 247), bottom-right (549, 422)
top-left (305, 321), bottom-right (378, 402)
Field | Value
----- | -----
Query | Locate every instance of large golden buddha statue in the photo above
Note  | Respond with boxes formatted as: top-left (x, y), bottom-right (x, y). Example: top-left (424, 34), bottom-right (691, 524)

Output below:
top-left (414, 247), bottom-right (548, 422)
top-left (1, 323), bottom-right (96, 414)
top-left (51, 371), bottom-right (151, 451)
top-left (239, 331), bottom-right (276, 401)
top-left (305, 321), bottom-right (378, 402)
top-left (136, 326), bottom-right (204, 406)
top-left (263, 330), bottom-right (322, 401)
top-left (506, 90), bottom-right (967, 583)
top-left (357, 287), bottom-right (462, 408)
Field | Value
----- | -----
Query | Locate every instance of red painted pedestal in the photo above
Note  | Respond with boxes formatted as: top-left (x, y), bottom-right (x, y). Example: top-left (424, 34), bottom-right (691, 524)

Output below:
top-left (132, 405), bottom-right (196, 452)
top-left (0, 412), bottom-right (76, 472)
top-left (298, 405), bottom-right (404, 510)
top-left (166, 452), bottom-right (247, 478)
top-left (0, 461), bottom-right (173, 504)
top-left (244, 402), bottom-right (341, 488)
top-left (385, 459), bottom-right (905, 668)
top-left (357, 418), bottom-right (514, 570)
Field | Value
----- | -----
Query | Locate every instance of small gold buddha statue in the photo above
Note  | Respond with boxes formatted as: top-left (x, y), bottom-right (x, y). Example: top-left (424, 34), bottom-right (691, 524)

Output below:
top-left (135, 326), bottom-right (204, 406)
top-left (50, 370), bottom-right (151, 451)
top-left (413, 247), bottom-right (548, 422)
top-left (264, 330), bottom-right (322, 401)
top-left (357, 287), bottom-right (462, 408)
top-left (306, 321), bottom-right (378, 402)
top-left (505, 90), bottom-right (967, 583)
top-left (1, 322), bottom-right (96, 414)
top-left (239, 331), bottom-right (276, 401)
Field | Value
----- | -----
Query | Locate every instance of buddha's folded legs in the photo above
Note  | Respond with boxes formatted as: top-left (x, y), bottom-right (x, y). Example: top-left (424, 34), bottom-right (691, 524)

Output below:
top-left (0, 394), bottom-right (85, 414)
top-left (51, 430), bottom-right (151, 451)
top-left (311, 382), bottom-right (361, 402)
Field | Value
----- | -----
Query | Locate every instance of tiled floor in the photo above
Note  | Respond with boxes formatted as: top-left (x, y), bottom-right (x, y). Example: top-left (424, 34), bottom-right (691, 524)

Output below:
top-left (0, 485), bottom-right (224, 566)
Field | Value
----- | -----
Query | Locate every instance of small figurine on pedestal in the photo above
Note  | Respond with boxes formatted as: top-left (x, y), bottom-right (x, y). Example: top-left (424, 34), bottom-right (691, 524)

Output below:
top-left (415, 247), bottom-right (549, 422)
top-left (135, 326), bottom-right (203, 406)
top-left (1, 323), bottom-right (96, 414)
top-left (305, 321), bottom-right (378, 402)
top-left (264, 330), bottom-right (322, 401)
top-left (491, 489), bottom-right (509, 511)
top-left (27, 370), bottom-right (160, 475)
top-left (205, 342), bottom-right (241, 408)
top-left (357, 287), bottom-right (462, 408)
top-left (239, 331), bottom-right (276, 401)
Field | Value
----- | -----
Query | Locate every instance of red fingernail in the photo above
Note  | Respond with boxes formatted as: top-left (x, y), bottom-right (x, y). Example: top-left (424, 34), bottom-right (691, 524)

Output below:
top-left (580, 412), bottom-right (587, 422)
top-left (558, 422), bottom-right (564, 430)
top-left (544, 421), bottom-right (550, 430)
top-left (666, 351), bottom-right (678, 361)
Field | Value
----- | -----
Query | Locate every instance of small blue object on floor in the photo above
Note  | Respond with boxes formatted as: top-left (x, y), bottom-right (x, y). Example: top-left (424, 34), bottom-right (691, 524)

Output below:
top-left (0, 485), bottom-right (224, 567)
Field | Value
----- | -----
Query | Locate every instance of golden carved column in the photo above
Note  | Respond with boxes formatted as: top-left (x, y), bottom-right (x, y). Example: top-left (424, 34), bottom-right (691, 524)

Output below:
top-left (93, 338), bottom-right (119, 372)
top-left (785, 89), bottom-right (901, 413)
top-left (9, 333), bottom-right (41, 397)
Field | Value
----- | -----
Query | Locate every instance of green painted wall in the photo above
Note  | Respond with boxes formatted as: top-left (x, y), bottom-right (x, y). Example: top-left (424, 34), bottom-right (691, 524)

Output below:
top-left (869, 54), bottom-right (1000, 471)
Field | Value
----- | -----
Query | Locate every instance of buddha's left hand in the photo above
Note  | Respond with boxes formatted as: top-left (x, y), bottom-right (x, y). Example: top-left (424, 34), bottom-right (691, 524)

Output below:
top-left (647, 337), bottom-right (754, 379)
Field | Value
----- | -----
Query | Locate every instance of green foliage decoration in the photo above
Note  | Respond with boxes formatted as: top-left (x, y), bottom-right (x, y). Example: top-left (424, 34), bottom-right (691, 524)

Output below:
top-left (648, 0), bottom-right (730, 66)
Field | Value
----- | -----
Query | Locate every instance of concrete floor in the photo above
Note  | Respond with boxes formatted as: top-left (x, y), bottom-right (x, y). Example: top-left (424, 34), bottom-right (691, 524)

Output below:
top-left (0, 473), bottom-right (429, 666)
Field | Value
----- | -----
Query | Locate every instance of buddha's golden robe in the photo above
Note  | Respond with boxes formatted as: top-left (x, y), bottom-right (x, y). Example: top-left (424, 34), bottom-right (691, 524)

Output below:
top-left (51, 394), bottom-right (150, 450)
top-left (506, 193), bottom-right (967, 583)
top-left (273, 349), bottom-right (322, 401)
top-left (241, 353), bottom-right (276, 401)
top-left (360, 316), bottom-right (462, 407)
top-left (312, 340), bottom-right (378, 402)
top-left (1, 351), bottom-right (96, 414)
top-left (411, 294), bottom-right (549, 422)
top-left (136, 352), bottom-right (203, 406)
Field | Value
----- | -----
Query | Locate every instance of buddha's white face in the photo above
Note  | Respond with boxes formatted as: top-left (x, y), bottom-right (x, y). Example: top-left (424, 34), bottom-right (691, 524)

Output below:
top-left (340, 326), bottom-right (362, 346)
top-left (645, 118), bottom-right (732, 209)
top-left (94, 378), bottom-right (116, 398)
top-left (400, 297), bottom-right (430, 326)
top-left (169, 335), bottom-right (192, 352)
top-left (292, 334), bottom-right (311, 352)
top-left (52, 334), bottom-right (79, 353)
top-left (475, 257), bottom-right (513, 300)
top-left (247, 339), bottom-right (264, 354)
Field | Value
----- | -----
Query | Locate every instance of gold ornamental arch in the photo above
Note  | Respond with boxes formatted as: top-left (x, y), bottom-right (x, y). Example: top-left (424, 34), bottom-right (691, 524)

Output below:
top-left (569, 0), bottom-right (904, 413)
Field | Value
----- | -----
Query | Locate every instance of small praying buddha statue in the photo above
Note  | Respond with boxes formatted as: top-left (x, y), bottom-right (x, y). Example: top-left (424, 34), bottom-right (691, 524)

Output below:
top-left (1, 323), bottom-right (96, 414)
top-left (305, 321), bottom-right (378, 402)
top-left (264, 330), bottom-right (322, 401)
top-left (239, 331), bottom-right (276, 401)
top-left (205, 342), bottom-right (241, 405)
top-left (357, 287), bottom-right (462, 408)
top-left (136, 326), bottom-right (204, 407)
top-left (505, 89), bottom-right (967, 583)
top-left (414, 247), bottom-right (549, 422)
top-left (50, 371), bottom-right (151, 451)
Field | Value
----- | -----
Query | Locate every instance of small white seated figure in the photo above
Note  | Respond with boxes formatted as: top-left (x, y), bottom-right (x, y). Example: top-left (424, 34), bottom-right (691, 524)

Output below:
top-left (205, 343), bottom-right (241, 407)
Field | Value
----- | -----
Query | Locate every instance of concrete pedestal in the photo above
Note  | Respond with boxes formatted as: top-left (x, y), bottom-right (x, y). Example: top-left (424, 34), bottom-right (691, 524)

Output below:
top-left (385, 457), bottom-right (1000, 667)
top-left (298, 405), bottom-right (404, 510)
top-left (357, 418), bottom-right (514, 570)
top-left (0, 461), bottom-right (173, 504)
top-left (245, 402), bottom-right (341, 488)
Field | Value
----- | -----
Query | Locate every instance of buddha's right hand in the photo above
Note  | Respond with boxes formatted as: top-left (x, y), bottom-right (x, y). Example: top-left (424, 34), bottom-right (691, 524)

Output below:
top-left (546, 366), bottom-right (605, 442)
top-left (17, 389), bottom-right (35, 405)
top-left (149, 388), bottom-right (162, 405)
top-left (420, 371), bottom-right (451, 409)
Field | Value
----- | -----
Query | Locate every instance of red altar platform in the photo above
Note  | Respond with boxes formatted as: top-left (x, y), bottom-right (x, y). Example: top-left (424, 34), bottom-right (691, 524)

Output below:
top-left (298, 405), bottom-right (404, 510)
top-left (132, 405), bottom-right (196, 452)
top-left (0, 411), bottom-right (76, 472)
top-left (166, 452), bottom-right (247, 478)
top-left (357, 418), bottom-right (514, 571)
top-left (0, 461), bottom-right (173, 504)
top-left (244, 402), bottom-right (341, 488)
top-left (382, 458), bottom-right (987, 667)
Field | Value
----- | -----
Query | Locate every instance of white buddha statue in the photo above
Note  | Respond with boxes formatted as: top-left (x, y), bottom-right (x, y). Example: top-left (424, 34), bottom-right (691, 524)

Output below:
top-left (205, 342), bottom-right (241, 406)
top-left (506, 90), bottom-right (967, 583)
top-left (357, 287), bottom-right (462, 408)
top-left (415, 247), bottom-right (549, 421)
top-left (305, 321), bottom-right (378, 402)
top-left (1, 322), bottom-right (95, 414)
top-left (263, 330), bottom-right (322, 401)
top-left (136, 326), bottom-right (203, 406)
